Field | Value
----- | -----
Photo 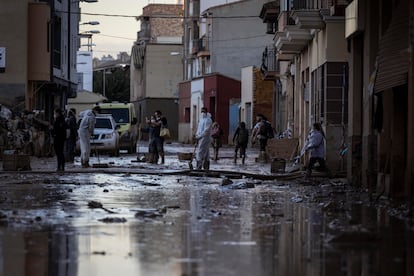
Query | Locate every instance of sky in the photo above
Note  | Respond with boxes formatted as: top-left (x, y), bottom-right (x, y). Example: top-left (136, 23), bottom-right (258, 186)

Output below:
top-left (79, 0), bottom-right (179, 59)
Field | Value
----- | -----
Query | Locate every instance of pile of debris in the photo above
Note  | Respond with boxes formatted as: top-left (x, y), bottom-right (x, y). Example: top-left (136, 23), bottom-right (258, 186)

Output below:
top-left (0, 105), bottom-right (53, 158)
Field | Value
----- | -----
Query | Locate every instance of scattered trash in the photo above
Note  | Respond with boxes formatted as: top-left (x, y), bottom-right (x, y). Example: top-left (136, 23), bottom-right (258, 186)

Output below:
top-left (158, 205), bottom-right (180, 214)
top-left (220, 181), bottom-right (255, 189)
top-left (98, 217), bottom-right (127, 223)
top-left (88, 200), bottom-right (116, 214)
top-left (134, 208), bottom-right (163, 219)
top-left (220, 177), bottom-right (233, 186)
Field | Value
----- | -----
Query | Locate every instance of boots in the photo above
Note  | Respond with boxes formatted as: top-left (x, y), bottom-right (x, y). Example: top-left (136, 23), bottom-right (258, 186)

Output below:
top-left (204, 160), bottom-right (210, 170)
top-left (160, 152), bottom-right (165, 164)
top-left (196, 161), bottom-right (202, 170)
top-left (242, 155), bottom-right (245, 165)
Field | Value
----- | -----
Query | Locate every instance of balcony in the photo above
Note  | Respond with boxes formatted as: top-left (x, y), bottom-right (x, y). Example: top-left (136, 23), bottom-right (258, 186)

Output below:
top-left (260, 47), bottom-right (280, 80)
top-left (277, 11), bottom-right (296, 32)
top-left (274, 32), bottom-right (300, 61)
top-left (290, 10), bottom-right (325, 29)
top-left (286, 28), bottom-right (312, 43)
top-left (260, 1), bottom-right (280, 34)
top-left (196, 36), bottom-right (210, 58)
top-left (275, 30), bottom-right (309, 52)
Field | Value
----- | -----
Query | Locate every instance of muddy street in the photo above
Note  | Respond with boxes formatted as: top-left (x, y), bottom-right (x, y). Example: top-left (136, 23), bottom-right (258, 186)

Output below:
top-left (0, 144), bottom-right (413, 276)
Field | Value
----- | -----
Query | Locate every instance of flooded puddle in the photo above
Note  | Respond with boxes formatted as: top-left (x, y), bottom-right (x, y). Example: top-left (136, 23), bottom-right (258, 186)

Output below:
top-left (0, 173), bottom-right (413, 275)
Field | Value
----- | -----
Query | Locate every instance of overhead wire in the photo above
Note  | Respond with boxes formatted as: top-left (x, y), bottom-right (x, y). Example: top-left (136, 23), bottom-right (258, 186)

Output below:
top-left (74, 10), bottom-right (269, 55)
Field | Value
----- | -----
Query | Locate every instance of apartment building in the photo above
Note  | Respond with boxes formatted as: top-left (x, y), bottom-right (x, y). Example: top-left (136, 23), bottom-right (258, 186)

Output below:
top-left (0, 0), bottom-right (81, 122)
top-left (260, 0), bottom-right (349, 172)
top-left (130, 4), bottom-right (184, 140)
top-left (259, 0), bottom-right (414, 199)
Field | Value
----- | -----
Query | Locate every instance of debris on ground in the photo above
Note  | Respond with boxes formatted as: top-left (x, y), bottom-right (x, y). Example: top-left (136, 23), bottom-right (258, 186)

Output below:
top-left (98, 217), bottom-right (127, 223)
top-left (134, 208), bottom-right (163, 219)
top-left (88, 200), bottom-right (117, 214)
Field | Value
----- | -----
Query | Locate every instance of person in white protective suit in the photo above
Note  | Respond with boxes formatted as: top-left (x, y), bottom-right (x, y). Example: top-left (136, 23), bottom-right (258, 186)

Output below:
top-left (195, 107), bottom-right (213, 170)
top-left (78, 105), bottom-right (101, 168)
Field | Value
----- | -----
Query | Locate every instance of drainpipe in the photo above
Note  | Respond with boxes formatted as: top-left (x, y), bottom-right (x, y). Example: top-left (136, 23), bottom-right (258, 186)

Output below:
top-left (67, 0), bottom-right (73, 105)
top-left (407, 4), bottom-right (414, 200)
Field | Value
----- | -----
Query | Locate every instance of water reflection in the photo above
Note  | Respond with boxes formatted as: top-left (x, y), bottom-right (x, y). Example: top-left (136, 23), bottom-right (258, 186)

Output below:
top-left (0, 174), bottom-right (413, 275)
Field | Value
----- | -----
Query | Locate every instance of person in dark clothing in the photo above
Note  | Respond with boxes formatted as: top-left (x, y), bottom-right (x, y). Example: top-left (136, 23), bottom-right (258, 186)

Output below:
top-left (51, 108), bottom-right (67, 171)
top-left (251, 114), bottom-right (266, 151)
top-left (145, 114), bottom-right (162, 164)
top-left (64, 108), bottom-right (77, 162)
top-left (211, 122), bottom-right (224, 161)
top-left (154, 110), bottom-right (168, 164)
top-left (233, 122), bottom-right (249, 164)
top-left (251, 114), bottom-right (274, 162)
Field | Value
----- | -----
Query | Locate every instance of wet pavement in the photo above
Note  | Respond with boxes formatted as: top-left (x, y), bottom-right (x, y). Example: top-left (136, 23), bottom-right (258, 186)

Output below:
top-left (0, 143), bottom-right (413, 276)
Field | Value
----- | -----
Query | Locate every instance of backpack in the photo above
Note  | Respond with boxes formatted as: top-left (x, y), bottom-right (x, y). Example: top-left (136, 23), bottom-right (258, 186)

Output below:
top-left (259, 121), bottom-right (274, 139)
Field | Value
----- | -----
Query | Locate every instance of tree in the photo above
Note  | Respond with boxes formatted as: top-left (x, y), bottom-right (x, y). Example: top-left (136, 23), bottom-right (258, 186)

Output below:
top-left (93, 66), bottom-right (130, 102)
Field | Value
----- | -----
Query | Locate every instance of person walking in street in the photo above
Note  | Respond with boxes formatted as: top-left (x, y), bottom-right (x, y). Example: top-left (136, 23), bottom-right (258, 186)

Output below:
top-left (155, 110), bottom-right (168, 164)
top-left (251, 114), bottom-right (273, 161)
top-left (232, 121), bottom-right (249, 164)
top-left (51, 108), bottom-right (67, 172)
top-left (305, 122), bottom-right (327, 178)
top-left (64, 108), bottom-right (77, 163)
top-left (78, 105), bottom-right (100, 168)
top-left (195, 107), bottom-right (213, 170)
top-left (211, 122), bottom-right (224, 161)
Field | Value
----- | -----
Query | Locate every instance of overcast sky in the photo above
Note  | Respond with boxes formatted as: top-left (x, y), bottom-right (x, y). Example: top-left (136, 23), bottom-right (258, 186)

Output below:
top-left (80, 0), bottom-right (178, 59)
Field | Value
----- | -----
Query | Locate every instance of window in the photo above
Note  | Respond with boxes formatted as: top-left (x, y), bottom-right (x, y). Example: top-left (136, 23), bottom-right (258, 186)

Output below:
top-left (95, 118), bottom-right (113, 129)
top-left (100, 108), bottom-right (129, 124)
top-left (53, 16), bottom-right (62, 69)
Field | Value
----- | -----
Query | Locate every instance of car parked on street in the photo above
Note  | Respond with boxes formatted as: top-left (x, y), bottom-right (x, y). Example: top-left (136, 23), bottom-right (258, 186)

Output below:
top-left (76, 114), bottom-right (120, 156)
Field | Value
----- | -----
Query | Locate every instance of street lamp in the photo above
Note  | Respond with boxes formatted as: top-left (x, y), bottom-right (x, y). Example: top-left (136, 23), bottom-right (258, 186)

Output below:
top-left (80, 30), bottom-right (100, 34)
top-left (80, 21), bottom-right (100, 25)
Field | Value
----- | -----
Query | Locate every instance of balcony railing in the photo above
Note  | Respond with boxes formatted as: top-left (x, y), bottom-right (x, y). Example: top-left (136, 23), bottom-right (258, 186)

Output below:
top-left (192, 36), bottom-right (210, 57)
top-left (260, 47), bottom-right (280, 80)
